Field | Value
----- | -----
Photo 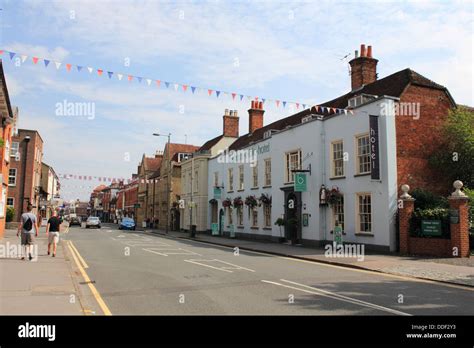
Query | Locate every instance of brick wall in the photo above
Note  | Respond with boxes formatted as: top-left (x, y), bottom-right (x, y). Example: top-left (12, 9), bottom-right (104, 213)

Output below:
top-left (396, 85), bottom-right (454, 195)
top-left (408, 237), bottom-right (452, 257)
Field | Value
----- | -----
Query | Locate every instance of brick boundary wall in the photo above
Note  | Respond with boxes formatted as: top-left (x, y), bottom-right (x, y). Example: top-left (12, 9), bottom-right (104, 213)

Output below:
top-left (398, 183), bottom-right (470, 258)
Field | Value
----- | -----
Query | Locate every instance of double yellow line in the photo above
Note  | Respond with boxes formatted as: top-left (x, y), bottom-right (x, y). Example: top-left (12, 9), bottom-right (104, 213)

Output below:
top-left (67, 241), bottom-right (112, 315)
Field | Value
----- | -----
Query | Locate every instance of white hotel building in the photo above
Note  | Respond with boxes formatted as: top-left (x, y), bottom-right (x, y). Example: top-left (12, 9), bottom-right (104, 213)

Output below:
top-left (207, 96), bottom-right (399, 252)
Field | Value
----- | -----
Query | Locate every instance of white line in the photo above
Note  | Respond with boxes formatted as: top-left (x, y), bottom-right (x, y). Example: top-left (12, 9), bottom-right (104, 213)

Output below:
top-left (210, 259), bottom-right (256, 272)
top-left (184, 259), bottom-right (234, 272)
top-left (260, 279), bottom-right (411, 316)
top-left (142, 248), bottom-right (201, 256)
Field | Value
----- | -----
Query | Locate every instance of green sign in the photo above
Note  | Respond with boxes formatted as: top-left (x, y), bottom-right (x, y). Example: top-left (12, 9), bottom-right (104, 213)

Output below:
top-left (229, 224), bottom-right (235, 238)
top-left (134, 203), bottom-right (140, 208)
top-left (213, 187), bottom-right (221, 199)
top-left (294, 173), bottom-right (307, 192)
top-left (334, 226), bottom-right (343, 245)
top-left (421, 220), bottom-right (442, 236)
top-left (302, 213), bottom-right (309, 227)
top-left (211, 223), bottom-right (219, 236)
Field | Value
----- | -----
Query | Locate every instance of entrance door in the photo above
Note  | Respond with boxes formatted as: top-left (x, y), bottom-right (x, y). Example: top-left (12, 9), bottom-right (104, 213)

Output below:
top-left (282, 189), bottom-right (302, 244)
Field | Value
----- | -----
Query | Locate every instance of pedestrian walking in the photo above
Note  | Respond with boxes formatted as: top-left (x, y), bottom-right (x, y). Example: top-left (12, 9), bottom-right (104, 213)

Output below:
top-left (46, 210), bottom-right (62, 257)
top-left (17, 203), bottom-right (38, 261)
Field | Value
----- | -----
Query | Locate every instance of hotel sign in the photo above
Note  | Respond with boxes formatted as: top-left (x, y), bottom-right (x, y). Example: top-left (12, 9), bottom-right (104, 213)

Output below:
top-left (213, 187), bottom-right (222, 199)
top-left (369, 115), bottom-right (380, 180)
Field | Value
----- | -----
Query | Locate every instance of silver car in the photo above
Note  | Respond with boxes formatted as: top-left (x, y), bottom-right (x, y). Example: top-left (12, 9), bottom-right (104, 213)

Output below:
top-left (86, 216), bottom-right (101, 229)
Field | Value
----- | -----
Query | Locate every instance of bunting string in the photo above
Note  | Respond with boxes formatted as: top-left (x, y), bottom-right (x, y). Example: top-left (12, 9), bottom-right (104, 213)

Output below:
top-left (0, 49), bottom-right (352, 115)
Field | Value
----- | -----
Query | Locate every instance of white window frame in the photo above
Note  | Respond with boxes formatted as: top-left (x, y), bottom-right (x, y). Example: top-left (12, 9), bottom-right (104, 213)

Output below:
top-left (264, 204), bottom-right (271, 227)
top-left (237, 206), bottom-right (243, 226)
top-left (264, 158), bottom-right (271, 186)
top-left (228, 168), bottom-right (234, 192)
top-left (252, 208), bottom-right (258, 227)
top-left (238, 165), bottom-right (244, 190)
top-left (285, 150), bottom-right (301, 183)
top-left (332, 195), bottom-right (344, 232)
top-left (6, 197), bottom-right (14, 207)
top-left (10, 142), bottom-right (19, 157)
top-left (331, 140), bottom-right (344, 178)
top-left (355, 133), bottom-right (371, 175)
top-left (356, 193), bottom-right (372, 234)
top-left (252, 163), bottom-right (258, 188)
top-left (8, 168), bottom-right (16, 186)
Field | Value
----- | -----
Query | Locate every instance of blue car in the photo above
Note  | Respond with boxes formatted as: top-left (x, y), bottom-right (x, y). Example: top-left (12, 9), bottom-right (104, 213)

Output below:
top-left (119, 217), bottom-right (136, 230)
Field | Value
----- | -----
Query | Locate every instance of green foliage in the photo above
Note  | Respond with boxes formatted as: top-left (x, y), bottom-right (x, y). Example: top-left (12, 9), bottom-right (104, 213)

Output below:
top-left (429, 106), bottom-right (474, 188)
top-left (0, 137), bottom-right (4, 148)
top-left (409, 208), bottom-right (450, 238)
top-left (274, 218), bottom-right (286, 226)
top-left (464, 188), bottom-right (474, 234)
top-left (410, 188), bottom-right (449, 210)
top-left (6, 206), bottom-right (14, 222)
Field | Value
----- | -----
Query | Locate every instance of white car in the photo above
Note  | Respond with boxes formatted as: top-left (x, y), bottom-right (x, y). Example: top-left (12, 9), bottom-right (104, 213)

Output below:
top-left (85, 216), bottom-right (101, 229)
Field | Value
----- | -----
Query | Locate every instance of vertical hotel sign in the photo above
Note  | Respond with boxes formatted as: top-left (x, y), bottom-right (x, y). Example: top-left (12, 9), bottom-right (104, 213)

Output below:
top-left (369, 115), bottom-right (380, 180)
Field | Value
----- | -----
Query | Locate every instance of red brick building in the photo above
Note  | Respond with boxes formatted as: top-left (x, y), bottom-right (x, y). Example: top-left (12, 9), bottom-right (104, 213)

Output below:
top-left (116, 177), bottom-right (138, 221)
top-left (0, 61), bottom-right (16, 237)
top-left (322, 44), bottom-right (457, 194)
top-left (8, 129), bottom-right (44, 222)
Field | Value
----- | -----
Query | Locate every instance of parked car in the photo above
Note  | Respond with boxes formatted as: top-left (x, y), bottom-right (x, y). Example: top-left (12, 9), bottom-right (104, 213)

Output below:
top-left (119, 217), bottom-right (136, 231)
top-left (69, 216), bottom-right (82, 226)
top-left (86, 216), bottom-right (101, 229)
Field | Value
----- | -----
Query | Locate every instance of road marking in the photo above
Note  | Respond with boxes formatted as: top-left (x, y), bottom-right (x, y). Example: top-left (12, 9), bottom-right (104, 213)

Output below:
top-left (166, 236), bottom-right (474, 292)
top-left (67, 241), bottom-right (112, 316)
top-left (68, 241), bottom-right (89, 269)
top-left (261, 279), bottom-right (411, 316)
top-left (142, 247), bottom-right (201, 256)
top-left (184, 259), bottom-right (255, 273)
top-left (122, 241), bottom-right (170, 247)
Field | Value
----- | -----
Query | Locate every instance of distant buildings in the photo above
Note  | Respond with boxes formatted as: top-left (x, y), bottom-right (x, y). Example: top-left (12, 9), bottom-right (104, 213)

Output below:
top-left (39, 162), bottom-right (61, 220)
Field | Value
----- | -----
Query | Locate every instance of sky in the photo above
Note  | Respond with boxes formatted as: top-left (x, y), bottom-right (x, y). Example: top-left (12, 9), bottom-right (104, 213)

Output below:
top-left (0, 0), bottom-right (472, 201)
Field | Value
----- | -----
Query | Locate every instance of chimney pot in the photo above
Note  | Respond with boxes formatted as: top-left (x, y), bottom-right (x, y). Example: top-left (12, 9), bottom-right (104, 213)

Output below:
top-left (258, 101), bottom-right (263, 109)
top-left (234, 110), bottom-right (238, 116)
top-left (355, 50), bottom-right (359, 58)
top-left (229, 110), bottom-right (233, 116)
top-left (360, 44), bottom-right (366, 57)
top-left (367, 45), bottom-right (372, 58)
top-left (225, 108), bottom-right (229, 116)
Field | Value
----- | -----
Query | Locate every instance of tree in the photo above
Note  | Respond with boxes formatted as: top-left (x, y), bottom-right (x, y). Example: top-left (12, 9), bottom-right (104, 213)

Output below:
top-left (429, 106), bottom-right (474, 188)
top-left (6, 206), bottom-right (14, 222)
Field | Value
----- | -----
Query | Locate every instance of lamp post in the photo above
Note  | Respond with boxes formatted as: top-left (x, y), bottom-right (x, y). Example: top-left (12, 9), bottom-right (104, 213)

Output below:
top-left (19, 135), bottom-right (30, 219)
top-left (153, 132), bottom-right (171, 234)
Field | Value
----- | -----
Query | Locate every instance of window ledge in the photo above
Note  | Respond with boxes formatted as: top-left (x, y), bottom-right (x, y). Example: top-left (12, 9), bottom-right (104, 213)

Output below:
top-left (329, 176), bottom-right (346, 180)
top-left (355, 232), bottom-right (374, 237)
top-left (262, 185), bottom-right (272, 189)
top-left (227, 190), bottom-right (234, 193)
top-left (237, 225), bottom-right (244, 229)
top-left (237, 189), bottom-right (245, 192)
top-left (250, 187), bottom-right (259, 190)
top-left (250, 226), bottom-right (259, 230)
top-left (262, 227), bottom-right (272, 230)
top-left (354, 173), bottom-right (370, 177)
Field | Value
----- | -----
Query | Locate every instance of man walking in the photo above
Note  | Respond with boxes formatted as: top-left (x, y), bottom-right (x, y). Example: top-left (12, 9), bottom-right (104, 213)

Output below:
top-left (17, 203), bottom-right (38, 261)
top-left (46, 210), bottom-right (61, 257)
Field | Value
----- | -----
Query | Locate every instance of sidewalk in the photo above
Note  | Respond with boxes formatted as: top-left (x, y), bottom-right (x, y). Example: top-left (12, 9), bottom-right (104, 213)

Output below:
top-left (0, 228), bottom-right (84, 315)
top-left (139, 227), bottom-right (474, 287)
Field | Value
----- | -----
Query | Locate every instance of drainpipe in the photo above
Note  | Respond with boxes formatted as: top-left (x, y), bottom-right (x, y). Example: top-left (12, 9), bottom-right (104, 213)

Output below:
top-left (320, 122), bottom-right (327, 242)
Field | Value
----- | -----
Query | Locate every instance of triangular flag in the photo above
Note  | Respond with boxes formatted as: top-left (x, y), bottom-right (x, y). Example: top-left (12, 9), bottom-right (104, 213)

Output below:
top-left (77, 65), bottom-right (83, 72)
top-left (9, 52), bottom-right (16, 60)
top-left (262, 98), bottom-right (266, 104)
top-left (191, 86), bottom-right (196, 94)
top-left (165, 82), bottom-right (170, 88)
top-left (315, 105), bottom-right (319, 112)
top-left (216, 91), bottom-right (221, 98)
top-left (0, 50), bottom-right (3, 55)
top-left (276, 100), bottom-right (280, 107)
top-left (32, 57), bottom-right (39, 64)
top-left (231, 93), bottom-right (236, 100)
top-left (137, 76), bottom-right (142, 83)
top-left (66, 63), bottom-right (72, 71)
top-left (20, 55), bottom-right (27, 63)
top-left (107, 71), bottom-right (113, 79)
top-left (117, 73), bottom-right (123, 81)
top-left (208, 89), bottom-right (213, 96)
top-left (44, 59), bottom-right (50, 67)
top-left (283, 101), bottom-right (287, 108)
top-left (182, 85), bottom-right (188, 92)
top-left (87, 67), bottom-right (93, 73)
top-left (240, 95), bottom-right (244, 101)
top-left (156, 80), bottom-right (161, 87)
top-left (97, 69), bottom-right (103, 76)
top-left (146, 79), bottom-right (152, 86)
top-left (174, 83), bottom-right (179, 91)
top-left (128, 75), bottom-right (133, 82)
top-left (302, 104), bottom-right (306, 109)
top-left (55, 61), bottom-right (62, 69)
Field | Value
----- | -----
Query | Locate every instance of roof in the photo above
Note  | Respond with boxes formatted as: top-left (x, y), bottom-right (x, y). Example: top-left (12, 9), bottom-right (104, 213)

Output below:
top-left (144, 156), bottom-right (162, 172)
top-left (227, 68), bottom-right (456, 151)
top-left (199, 134), bottom-right (224, 151)
top-left (166, 143), bottom-right (201, 157)
top-left (0, 60), bottom-right (13, 121)
top-left (321, 68), bottom-right (455, 109)
top-left (93, 185), bottom-right (107, 192)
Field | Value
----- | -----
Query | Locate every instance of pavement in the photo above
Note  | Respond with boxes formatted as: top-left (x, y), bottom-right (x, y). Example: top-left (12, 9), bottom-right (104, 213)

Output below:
top-left (141, 227), bottom-right (474, 287)
top-left (0, 227), bottom-right (84, 315)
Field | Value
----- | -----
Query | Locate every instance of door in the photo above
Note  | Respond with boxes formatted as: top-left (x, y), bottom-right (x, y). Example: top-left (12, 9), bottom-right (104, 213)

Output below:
top-left (219, 208), bottom-right (224, 236)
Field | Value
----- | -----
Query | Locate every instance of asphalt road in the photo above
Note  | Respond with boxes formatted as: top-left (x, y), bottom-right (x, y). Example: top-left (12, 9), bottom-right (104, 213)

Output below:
top-left (63, 224), bottom-right (474, 315)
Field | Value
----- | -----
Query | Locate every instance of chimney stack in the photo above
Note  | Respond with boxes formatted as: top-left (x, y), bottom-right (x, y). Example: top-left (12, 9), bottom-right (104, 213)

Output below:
top-left (248, 101), bottom-right (264, 133)
top-left (223, 108), bottom-right (239, 138)
top-left (349, 43), bottom-right (378, 91)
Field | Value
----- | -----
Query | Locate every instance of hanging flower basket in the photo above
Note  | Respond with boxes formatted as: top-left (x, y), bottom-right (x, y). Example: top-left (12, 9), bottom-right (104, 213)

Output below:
top-left (326, 187), bottom-right (343, 206)
top-left (222, 198), bottom-right (232, 208)
top-left (209, 198), bottom-right (217, 204)
top-left (233, 196), bottom-right (243, 207)
top-left (259, 193), bottom-right (272, 205)
top-left (245, 195), bottom-right (258, 208)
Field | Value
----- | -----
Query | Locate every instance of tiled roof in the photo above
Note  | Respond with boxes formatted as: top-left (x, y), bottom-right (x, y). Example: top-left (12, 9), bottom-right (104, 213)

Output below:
top-left (144, 157), bottom-right (162, 172)
top-left (199, 135), bottom-right (223, 151)
top-left (167, 143), bottom-right (200, 156)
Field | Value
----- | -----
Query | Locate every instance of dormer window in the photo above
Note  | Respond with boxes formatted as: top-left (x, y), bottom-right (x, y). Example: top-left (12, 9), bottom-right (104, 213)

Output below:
top-left (178, 153), bottom-right (191, 162)
top-left (348, 94), bottom-right (377, 108)
top-left (301, 115), bottom-right (313, 124)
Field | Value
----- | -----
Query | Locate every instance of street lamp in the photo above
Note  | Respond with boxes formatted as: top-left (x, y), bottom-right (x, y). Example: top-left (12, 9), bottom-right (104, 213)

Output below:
top-left (19, 135), bottom-right (31, 219)
top-left (153, 132), bottom-right (171, 234)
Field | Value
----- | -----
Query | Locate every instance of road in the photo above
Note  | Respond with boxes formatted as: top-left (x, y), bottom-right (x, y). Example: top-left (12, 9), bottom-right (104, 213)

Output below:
top-left (63, 224), bottom-right (474, 315)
